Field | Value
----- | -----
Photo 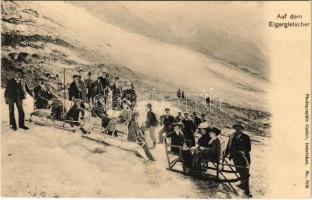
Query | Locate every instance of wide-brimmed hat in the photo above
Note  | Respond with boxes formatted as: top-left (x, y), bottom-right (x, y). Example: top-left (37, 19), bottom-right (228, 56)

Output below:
top-left (208, 127), bottom-right (221, 135)
top-left (170, 122), bottom-right (184, 130)
top-left (232, 122), bottom-right (244, 130)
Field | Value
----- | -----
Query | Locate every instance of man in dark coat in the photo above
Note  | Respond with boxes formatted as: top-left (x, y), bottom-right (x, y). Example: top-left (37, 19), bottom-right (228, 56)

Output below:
top-left (78, 69), bottom-right (87, 102)
top-left (174, 112), bottom-right (183, 122)
top-left (177, 89), bottom-right (181, 99)
top-left (34, 77), bottom-right (54, 109)
top-left (68, 75), bottom-right (86, 118)
top-left (68, 75), bottom-right (83, 101)
top-left (85, 72), bottom-right (95, 105)
top-left (99, 70), bottom-right (110, 103)
top-left (224, 123), bottom-right (252, 198)
top-left (158, 108), bottom-right (175, 144)
top-left (65, 98), bottom-right (88, 134)
top-left (4, 70), bottom-right (33, 130)
top-left (192, 112), bottom-right (202, 128)
top-left (145, 103), bottom-right (158, 148)
top-left (182, 112), bottom-right (196, 147)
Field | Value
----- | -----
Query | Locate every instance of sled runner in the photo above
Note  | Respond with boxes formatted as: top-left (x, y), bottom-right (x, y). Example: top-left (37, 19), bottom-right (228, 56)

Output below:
top-left (29, 109), bottom-right (83, 132)
top-left (163, 136), bottom-right (247, 195)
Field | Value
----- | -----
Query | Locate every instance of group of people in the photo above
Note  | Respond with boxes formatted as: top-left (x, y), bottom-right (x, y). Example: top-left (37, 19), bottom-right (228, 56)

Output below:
top-left (162, 118), bottom-right (252, 197)
top-left (68, 68), bottom-right (137, 110)
top-left (4, 68), bottom-right (252, 197)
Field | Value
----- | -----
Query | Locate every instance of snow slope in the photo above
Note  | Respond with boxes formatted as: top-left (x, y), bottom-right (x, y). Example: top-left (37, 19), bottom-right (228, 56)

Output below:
top-left (1, 89), bottom-right (269, 198)
top-left (4, 1), bottom-right (269, 110)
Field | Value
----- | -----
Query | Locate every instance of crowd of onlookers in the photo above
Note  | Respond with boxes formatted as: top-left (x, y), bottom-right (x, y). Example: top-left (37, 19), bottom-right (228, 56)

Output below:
top-left (4, 68), bottom-right (252, 197)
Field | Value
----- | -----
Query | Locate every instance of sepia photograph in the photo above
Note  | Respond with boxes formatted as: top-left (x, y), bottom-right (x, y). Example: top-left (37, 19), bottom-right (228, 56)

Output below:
top-left (1, 1), bottom-right (311, 199)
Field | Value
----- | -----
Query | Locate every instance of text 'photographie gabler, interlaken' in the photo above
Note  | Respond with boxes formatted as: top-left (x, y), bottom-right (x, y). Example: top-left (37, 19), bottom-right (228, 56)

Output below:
top-left (0, 1), bottom-right (311, 199)
top-left (305, 93), bottom-right (311, 190)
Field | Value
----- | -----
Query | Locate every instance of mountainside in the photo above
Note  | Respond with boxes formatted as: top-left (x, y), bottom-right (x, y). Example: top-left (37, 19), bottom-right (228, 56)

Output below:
top-left (1, 1), bottom-right (270, 135)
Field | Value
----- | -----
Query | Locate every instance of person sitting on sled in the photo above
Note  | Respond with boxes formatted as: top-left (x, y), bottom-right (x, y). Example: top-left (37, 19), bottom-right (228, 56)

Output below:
top-left (65, 97), bottom-right (88, 134)
top-left (121, 81), bottom-right (137, 109)
top-left (127, 111), bottom-right (155, 161)
top-left (192, 126), bottom-right (221, 172)
top-left (104, 100), bottom-right (132, 136)
top-left (165, 122), bottom-right (193, 169)
top-left (34, 77), bottom-right (64, 119)
top-left (91, 95), bottom-right (110, 128)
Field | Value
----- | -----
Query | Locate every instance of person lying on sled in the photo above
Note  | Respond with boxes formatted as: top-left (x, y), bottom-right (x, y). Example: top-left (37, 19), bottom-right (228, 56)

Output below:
top-left (192, 126), bottom-right (221, 171)
top-left (128, 111), bottom-right (155, 161)
top-left (104, 100), bottom-right (132, 136)
top-left (65, 97), bottom-right (88, 134)
top-left (165, 122), bottom-right (193, 169)
top-left (34, 77), bottom-right (64, 119)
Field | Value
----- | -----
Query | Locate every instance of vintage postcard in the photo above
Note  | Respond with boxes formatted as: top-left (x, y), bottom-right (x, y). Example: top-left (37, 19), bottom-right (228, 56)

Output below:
top-left (1, 1), bottom-right (311, 199)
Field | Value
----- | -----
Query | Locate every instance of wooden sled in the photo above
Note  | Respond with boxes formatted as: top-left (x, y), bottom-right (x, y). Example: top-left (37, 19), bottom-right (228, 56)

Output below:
top-left (29, 109), bottom-right (82, 132)
top-left (163, 136), bottom-right (247, 195)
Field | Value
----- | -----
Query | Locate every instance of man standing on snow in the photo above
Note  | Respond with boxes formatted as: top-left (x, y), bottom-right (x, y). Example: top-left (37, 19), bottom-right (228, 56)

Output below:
top-left (181, 112), bottom-right (196, 147)
top-left (78, 69), bottom-right (87, 103)
top-left (4, 69), bottom-right (33, 131)
top-left (158, 108), bottom-right (174, 144)
top-left (99, 69), bottom-right (110, 104)
top-left (145, 103), bottom-right (158, 149)
top-left (85, 72), bottom-right (95, 105)
top-left (224, 122), bottom-right (252, 198)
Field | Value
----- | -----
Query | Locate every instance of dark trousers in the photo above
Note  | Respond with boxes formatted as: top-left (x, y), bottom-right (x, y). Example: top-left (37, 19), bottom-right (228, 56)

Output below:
top-left (233, 153), bottom-right (251, 194)
top-left (8, 98), bottom-right (25, 128)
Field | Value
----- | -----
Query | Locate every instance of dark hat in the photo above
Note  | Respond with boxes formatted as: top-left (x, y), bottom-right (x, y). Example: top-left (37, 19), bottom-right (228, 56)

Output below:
top-left (170, 122), bottom-right (184, 129)
top-left (73, 75), bottom-right (81, 78)
top-left (78, 69), bottom-right (84, 72)
top-left (209, 127), bottom-right (221, 135)
top-left (45, 73), bottom-right (51, 78)
top-left (88, 72), bottom-right (92, 76)
top-left (146, 103), bottom-right (152, 108)
top-left (37, 77), bottom-right (48, 82)
top-left (232, 122), bottom-right (244, 130)
top-left (165, 108), bottom-right (170, 111)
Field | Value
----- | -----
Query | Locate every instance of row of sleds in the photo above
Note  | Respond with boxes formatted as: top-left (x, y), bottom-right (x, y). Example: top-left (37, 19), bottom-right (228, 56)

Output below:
top-left (28, 98), bottom-right (248, 197)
